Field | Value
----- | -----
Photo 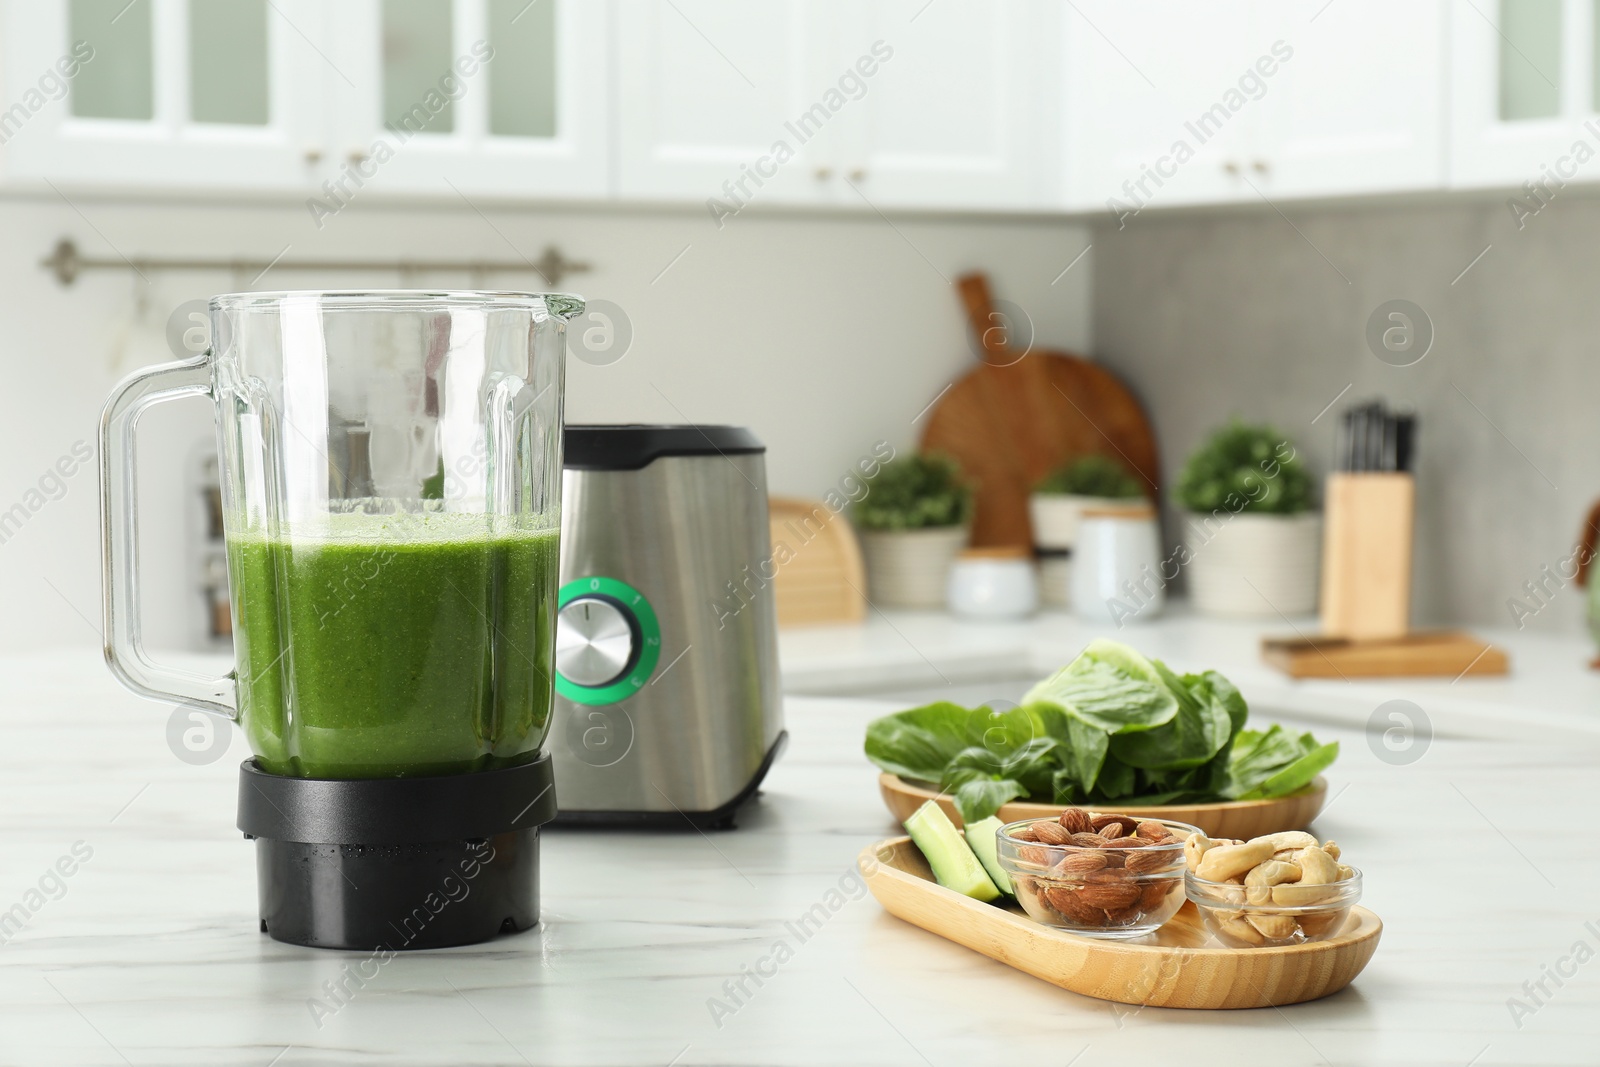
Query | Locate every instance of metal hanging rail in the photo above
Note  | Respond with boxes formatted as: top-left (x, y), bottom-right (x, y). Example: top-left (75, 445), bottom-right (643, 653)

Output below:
top-left (39, 237), bottom-right (593, 288)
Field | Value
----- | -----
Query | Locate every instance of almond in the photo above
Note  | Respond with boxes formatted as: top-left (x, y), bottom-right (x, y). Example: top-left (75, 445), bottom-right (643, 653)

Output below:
top-left (1050, 851), bottom-right (1108, 877)
top-left (1091, 813), bottom-right (1138, 834)
top-left (1033, 821), bottom-right (1072, 845)
top-left (1076, 872), bottom-right (1142, 910)
top-left (1011, 825), bottom-right (1041, 842)
top-left (1136, 820), bottom-right (1172, 843)
top-left (1044, 885), bottom-right (1108, 925)
top-left (1099, 821), bottom-right (1127, 840)
top-left (1125, 848), bottom-right (1176, 875)
top-left (1140, 878), bottom-right (1179, 910)
top-left (1058, 807), bottom-right (1095, 834)
top-left (1017, 844), bottom-right (1052, 866)
top-left (1104, 903), bottom-right (1145, 925)
top-left (1068, 832), bottom-right (1110, 847)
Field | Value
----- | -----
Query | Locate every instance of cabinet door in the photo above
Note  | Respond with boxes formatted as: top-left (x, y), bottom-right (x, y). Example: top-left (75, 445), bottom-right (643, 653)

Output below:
top-left (1254, 0), bottom-right (1445, 198)
top-left (1061, 1), bottom-right (1263, 216)
top-left (1450, 0), bottom-right (1598, 188)
top-left (2, 0), bottom-right (325, 190)
top-left (839, 0), bottom-right (1056, 211)
top-left (322, 0), bottom-right (609, 200)
top-left (615, 0), bottom-right (848, 209)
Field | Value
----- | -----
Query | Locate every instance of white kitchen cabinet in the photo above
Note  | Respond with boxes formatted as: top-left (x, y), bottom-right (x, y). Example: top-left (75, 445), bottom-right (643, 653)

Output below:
top-left (1449, 0), bottom-right (1600, 189)
top-left (615, 0), bottom-right (845, 210)
top-left (841, 0), bottom-right (1057, 210)
top-left (1062, 0), bottom-right (1445, 214)
top-left (321, 0), bottom-right (610, 200)
top-left (1061, 1), bottom-right (1263, 218)
top-left (616, 0), bottom-right (1054, 214)
top-left (2, 0), bottom-right (327, 190)
top-left (2, 0), bottom-right (609, 199)
top-left (1257, 0), bottom-right (1445, 199)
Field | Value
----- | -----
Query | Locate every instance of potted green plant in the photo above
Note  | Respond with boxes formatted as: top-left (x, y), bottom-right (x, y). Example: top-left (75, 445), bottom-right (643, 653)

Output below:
top-left (1029, 455), bottom-right (1147, 608)
top-left (1174, 421), bottom-right (1319, 618)
top-left (852, 453), bottom-right (973, 609)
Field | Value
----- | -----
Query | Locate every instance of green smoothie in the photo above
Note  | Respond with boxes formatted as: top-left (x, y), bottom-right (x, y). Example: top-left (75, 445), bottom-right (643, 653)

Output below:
top-left (226, 515), bottom-right (559, 778)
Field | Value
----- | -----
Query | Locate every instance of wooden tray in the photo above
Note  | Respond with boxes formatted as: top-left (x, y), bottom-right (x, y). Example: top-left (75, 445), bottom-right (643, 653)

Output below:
top-left (859, 836), bottom-right (1381, 1009)
top-left (879, 773), bottom-right (1328, 839)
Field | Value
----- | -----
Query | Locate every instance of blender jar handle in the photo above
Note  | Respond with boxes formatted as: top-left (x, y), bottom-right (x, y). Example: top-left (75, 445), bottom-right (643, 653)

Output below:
top-left (99, 353), bottom-right (238, 721)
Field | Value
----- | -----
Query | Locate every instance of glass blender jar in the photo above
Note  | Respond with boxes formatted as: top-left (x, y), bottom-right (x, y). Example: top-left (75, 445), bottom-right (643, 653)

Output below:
top-left (100, 291), bottom-right (579, 949)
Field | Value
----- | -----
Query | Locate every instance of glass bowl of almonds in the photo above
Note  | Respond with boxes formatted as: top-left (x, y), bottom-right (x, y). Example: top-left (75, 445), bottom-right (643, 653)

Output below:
top-left (996, 809), bottom-right (1199, 940)
top-left (1181, 829), bottom-right (1362, 947)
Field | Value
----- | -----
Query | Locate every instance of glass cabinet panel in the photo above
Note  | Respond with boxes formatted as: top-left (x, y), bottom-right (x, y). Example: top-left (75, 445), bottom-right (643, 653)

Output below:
top-left (1498, 0), bottom-right (1562, 120)
top-left (488, 0), bottom-right (556, 137)
top-left (69, 0), bottom-right (155, 120)
top-left (189, 0), bottom-right (270, 124)
top-left (382, 0), bottom-right (456, 133)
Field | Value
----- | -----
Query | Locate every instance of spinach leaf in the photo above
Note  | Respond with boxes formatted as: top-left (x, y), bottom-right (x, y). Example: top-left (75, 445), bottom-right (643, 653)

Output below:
top-left (1031, 703), bottom-right (1109, 793)
top-left (1238, 741), bottom-right (1339, 800)
top-left (1226, 725), bottom-right (1336, 799)
top-left (1110, 660), bottom-right (1232, 770)
top-left (863, 702), bottom-right (976, 782)
top-left (951, 778), bottom-right (1028, 823)
top-left (1023, 640), bottom-right (1178, 735)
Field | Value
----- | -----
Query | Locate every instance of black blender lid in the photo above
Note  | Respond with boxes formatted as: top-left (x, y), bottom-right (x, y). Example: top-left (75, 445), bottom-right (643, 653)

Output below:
top-left (564, 424), bottom-right (764, 470)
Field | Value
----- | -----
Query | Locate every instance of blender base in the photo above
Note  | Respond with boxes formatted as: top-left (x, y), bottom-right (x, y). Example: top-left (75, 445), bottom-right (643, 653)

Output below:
top-left (238, 755), bottom-right (557, 951)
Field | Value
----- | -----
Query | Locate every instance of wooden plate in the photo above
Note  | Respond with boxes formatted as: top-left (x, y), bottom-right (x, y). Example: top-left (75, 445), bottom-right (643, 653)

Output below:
top-left (859, 836), bottom-right (1380, 1009)
top-left (878, 773), bottom-right (1328, 840)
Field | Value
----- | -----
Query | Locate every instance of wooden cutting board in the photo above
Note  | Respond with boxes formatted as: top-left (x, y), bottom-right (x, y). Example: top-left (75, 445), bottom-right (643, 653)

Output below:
top-left (920, 273), bottom-right (1161, 549)
top-left (1262, 631), bottom-right (1509, 679)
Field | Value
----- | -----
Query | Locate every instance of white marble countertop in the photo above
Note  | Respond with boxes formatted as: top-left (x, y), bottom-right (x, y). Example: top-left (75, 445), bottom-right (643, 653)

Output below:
top-left (3, 647), bottom-right (1600, 1065)
top-left (779, 605), bottom-right (1600, 744)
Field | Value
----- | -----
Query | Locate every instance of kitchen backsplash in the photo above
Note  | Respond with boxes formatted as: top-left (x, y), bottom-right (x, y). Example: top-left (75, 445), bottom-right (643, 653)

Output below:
top-left (0, 195), bottom-right (1090, 651)
top-left (1092, 195), bottom-right (1600, 635)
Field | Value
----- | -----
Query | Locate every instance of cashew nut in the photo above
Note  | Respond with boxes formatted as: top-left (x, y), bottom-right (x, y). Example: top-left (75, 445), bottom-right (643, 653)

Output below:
top-left (1183, 832), bottom-right (1216, 872)
top-left (1262, 831), bottom-right (1318, 852)
top-left (1322, 839), bottom-right (1341, 861)
top-left (1244, 859), bottom-right (1302, 905)
top-left (1195, 838), bottom-right (1278, 881)
top-left (1270, 846), bottom-right (1341, 905)
top-left (1247, 911), bottom-right (1300, 940)
top-left (1218, 914), bottom-right (1266, 945)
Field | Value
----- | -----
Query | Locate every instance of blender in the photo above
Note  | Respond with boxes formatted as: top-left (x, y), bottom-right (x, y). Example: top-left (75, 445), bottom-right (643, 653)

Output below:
top-left (99, 290), bottom-right (578, 950)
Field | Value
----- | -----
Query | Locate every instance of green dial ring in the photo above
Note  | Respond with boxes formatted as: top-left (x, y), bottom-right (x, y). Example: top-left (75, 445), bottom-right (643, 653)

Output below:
top-left (555, 576), bottom-right (661, 706)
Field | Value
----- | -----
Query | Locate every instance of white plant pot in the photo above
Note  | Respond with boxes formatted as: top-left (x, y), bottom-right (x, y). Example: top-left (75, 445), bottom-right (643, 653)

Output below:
top-left (858, 526), bottom-right (970, 610)
top-left (1029, 493), bottom-right (1132, 550)
top-left (1183, 512), bottom-right (1322, 618)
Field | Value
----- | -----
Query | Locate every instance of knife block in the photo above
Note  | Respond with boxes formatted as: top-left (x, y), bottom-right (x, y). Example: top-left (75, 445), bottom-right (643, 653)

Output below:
top-left (1319, 473), bottom-right (1414, 640)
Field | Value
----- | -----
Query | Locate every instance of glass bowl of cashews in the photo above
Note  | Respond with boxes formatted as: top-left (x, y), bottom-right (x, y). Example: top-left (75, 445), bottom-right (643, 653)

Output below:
top-left (1182, 829), bottom-right (1362, 948)
top-left (997, 809), bottom-right (1202, 940)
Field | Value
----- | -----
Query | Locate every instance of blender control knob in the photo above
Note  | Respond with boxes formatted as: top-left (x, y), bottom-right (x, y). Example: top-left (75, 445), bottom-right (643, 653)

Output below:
top-left (556, 596), bottom-right (637, 688)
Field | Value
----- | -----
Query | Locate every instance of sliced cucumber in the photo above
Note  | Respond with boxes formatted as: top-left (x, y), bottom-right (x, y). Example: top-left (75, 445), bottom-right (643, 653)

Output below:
top-left (962, 816), bottom-right (1013, 895)
top-left (904, 800), bottom-right (1000, 902)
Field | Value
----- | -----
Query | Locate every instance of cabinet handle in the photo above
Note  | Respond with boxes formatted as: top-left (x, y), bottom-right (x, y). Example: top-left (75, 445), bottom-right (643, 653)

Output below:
top-left (303, 146), bottom-right (324, 165)
top-left (1251, 159), bottom-right (1270, 175)
top-left (348, 149), bottom-right (370, 165)
top-left (848, 167), bottom-right (867, 183)
top-left (1222, 160), bottom-right (1240, 176)
top-left (814, 166), bottom-right (833, 180)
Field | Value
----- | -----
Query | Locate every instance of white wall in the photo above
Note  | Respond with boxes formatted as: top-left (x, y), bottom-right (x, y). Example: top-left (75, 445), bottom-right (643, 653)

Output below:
top-left (0, 193), bottom-right (1091, 651)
